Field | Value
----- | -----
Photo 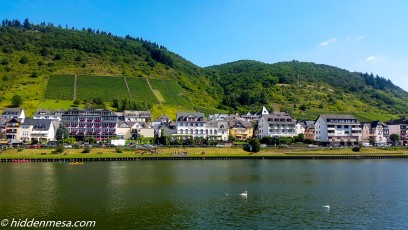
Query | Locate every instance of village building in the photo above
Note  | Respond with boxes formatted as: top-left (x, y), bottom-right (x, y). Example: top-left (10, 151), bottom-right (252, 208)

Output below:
top-left (175, 112), bottom-right (206, 138)
top-left (314, 114), bottom-right (362, 146)
top-left (20, 118), bottom-right (56, 142)
top-left (61, 108), bottom-right (118, 139)
top-left (258, 112), bottom-right (297, 138)
top-left (385, 119), bottom-right (408, 146)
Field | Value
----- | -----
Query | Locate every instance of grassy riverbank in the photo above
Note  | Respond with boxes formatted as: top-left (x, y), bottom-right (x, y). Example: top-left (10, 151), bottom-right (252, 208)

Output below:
top-left (1, 147), bottom-right (408, 159)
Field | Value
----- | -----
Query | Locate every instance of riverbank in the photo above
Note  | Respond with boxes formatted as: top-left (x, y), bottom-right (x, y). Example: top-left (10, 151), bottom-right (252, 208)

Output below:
top-left (1, 146), bottom-right (408, 160)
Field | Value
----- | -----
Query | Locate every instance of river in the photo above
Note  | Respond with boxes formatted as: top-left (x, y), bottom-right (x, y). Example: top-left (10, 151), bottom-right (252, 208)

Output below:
top-left (1, 159), bottom-right (407, 229)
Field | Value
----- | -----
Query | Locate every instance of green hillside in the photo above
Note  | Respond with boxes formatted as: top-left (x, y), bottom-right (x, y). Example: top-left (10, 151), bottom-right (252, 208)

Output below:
top-left (0, 19), bottom-right (407, 121)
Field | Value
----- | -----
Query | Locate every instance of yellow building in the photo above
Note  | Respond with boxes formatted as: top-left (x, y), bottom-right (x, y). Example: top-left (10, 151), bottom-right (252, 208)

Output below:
top-left (228, 119), bottom-right (253, 141)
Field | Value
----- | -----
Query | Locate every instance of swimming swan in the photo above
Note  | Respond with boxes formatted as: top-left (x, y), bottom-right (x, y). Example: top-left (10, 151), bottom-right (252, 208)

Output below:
top-left (240, 191), bottom-right (248, 197)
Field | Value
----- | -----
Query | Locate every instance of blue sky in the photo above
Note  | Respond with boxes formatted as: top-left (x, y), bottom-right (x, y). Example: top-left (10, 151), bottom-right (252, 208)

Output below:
top-left (2, 0), bottom-right (408, 90)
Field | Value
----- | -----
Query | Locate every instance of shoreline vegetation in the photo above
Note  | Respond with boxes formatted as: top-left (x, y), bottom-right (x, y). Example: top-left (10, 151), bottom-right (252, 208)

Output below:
top-left (1, 147), bottom-right (408, 160)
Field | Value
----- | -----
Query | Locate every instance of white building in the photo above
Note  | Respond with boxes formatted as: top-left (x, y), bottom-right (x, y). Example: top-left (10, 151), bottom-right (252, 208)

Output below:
top-left (20, 118), bottom-right (56, 142)
top-left (314, 114), bottom-right (362, 146)
top-left (175, 112), bottom-right (207, 138)
top-left (258, 112), bottom-right (297, 138)
top-left (1, 108), bottom-right (25, 121)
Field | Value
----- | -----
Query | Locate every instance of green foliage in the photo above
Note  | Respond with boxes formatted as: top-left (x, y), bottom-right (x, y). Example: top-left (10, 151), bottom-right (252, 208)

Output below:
top-left (82, 146), bottom-right (91, 153)
top-left (352, 146), bottom-right (361, 152)
top-left (1, 19), bottom-right (408, 119)
top-left (389, 134), bottom-right (400, 146)
top-left (115, 146), bottom-right (124, 153)
top-left (11, 94), bottom-right (22, 107)
top-left (54, 144), bottom-right (65, 154)
top-left (56, 123), bottom-right (69, 140)
top-left (245, 138), bottom-right (261, 153)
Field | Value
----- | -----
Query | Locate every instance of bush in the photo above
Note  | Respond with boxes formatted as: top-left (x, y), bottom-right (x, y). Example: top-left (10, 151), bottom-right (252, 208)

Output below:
top-left (115, 146), bottom-right (124, 153)
top-left (244, 138), bottom-right (261, 153)
top-left (82, 146), bottom-right (91, 153)
top-left (352, 146), bottom-right (361, 152)
top-left (53, 144), bottom-right (65, 154)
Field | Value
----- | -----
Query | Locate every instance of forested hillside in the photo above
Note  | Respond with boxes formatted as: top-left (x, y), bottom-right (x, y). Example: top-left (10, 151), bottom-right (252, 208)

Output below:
top-left (0, 19), bottom-right (406, 121)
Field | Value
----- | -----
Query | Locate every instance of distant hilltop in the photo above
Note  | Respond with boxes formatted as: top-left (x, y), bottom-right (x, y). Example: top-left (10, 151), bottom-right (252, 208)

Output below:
top-left (0, 18), bottom-right (407, 122)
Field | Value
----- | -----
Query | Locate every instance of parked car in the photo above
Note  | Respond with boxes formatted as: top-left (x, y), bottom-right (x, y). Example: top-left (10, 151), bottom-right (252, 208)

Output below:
top-left (28, 144), bottom-right (41, 149)
top-left (63, 144), bottom-right (73, 149)
top-left (307, 144), bottom-right (319, 148)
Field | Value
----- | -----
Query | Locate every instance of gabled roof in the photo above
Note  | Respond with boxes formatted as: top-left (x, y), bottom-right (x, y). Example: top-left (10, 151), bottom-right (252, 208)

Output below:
top-left (124, 110), bottom-right (151, 118)
top-left (2, 108), bottom-right (24, 116)
top-left (386, 119), bottom-right (408, 125)
top-left (228, 119), bottom-right (252, 129)
top-left (22, 118), bottom-right (52, 130)
top-left (153, 114), bottom-right (171, 122)
top-left (176, 112), bottom-right (205, 121)
top-left (117, 121), bottom-right (136, 128)
top-left (316, 114), bottom-right (359, 124)
top-left (261, 112), bottom-right (295, 123)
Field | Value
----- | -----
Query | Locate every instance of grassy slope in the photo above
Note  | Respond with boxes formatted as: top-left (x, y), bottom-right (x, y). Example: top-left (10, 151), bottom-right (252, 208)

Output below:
top-left (0, 25), bottom-right (406, 121)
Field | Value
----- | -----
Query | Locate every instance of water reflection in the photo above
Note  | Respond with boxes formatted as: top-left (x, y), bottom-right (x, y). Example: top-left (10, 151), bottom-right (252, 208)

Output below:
top-left (1, 160), bottom-right (408, 229)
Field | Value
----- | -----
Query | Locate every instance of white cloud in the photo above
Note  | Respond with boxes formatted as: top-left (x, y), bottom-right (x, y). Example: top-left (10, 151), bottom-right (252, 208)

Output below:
top-left (366, 56), bottom-right (385, 62)
top-left (319, 38), bottom-right (336, 47)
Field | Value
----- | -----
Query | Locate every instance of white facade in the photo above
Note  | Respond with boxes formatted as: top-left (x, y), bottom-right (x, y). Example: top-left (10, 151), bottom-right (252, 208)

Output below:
top-left (295, 122), bottom-right (305, 135)
top-left (314, 115), bottom-right (362, 146)
top-left (1, 108), bottom-right (25, 120)
top-left (175, 112), bottom-right (208, 138)
top-left (258, 112), bottom-right (296, 138)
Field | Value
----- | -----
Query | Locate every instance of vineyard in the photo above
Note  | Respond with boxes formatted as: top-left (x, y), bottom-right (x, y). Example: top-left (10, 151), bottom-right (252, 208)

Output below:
top-left (44, 75), bottom-right (75, 100)
top-left (43, 75), bottom-right (193, 108)
top-left (76, 76), bottom-right (129, 101)
top-left (126, 77), bottom-right (159, 104)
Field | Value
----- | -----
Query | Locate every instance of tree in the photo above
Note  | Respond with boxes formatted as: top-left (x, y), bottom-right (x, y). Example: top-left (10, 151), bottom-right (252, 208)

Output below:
top-left (245, 138), bottom-right (261, 153)
top-left (11, 95), bottom-right (22, 107)
top-left (389, 134), bottom-right (400, 146)
top-left (19, 56), bottom-right (29, 64)
top-left (56, 123), bottom-right (69, 141)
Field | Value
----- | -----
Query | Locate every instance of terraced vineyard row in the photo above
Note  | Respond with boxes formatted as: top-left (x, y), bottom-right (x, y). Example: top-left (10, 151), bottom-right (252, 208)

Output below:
top-left (44, 75), bottom-right (75, 100)
top-left (44, 75), bottom-right (191, 107)
top-left (126, 77), bottom-right (159, 104)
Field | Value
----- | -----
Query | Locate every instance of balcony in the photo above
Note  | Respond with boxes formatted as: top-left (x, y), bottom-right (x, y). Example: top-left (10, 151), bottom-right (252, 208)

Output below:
top-left (6, 130), bottom-right (17, 133)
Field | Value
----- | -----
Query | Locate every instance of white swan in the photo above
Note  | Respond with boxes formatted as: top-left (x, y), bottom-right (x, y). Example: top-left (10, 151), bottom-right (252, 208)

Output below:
top-left (240, 191), bottom-right (248, 197)
top-left (323, 205), bottom-right (330, 209)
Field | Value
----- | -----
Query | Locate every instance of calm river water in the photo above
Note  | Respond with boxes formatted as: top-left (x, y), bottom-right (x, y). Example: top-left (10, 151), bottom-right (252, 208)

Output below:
top-left (1, 160), bottom-right (408, 229)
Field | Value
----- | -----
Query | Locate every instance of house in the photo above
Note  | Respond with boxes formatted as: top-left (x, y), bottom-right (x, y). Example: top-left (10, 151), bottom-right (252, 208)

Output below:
top-left (152, 115), bottom-right (176, 137)
top-left (385, 119), bottom-right (408, 145)
top-left (33, 109), bottom-right (64, 121)
top-left (206, 120), bottom-right (230, 141)
top-left (303, 121), bottom-right (315, 141)
top-left (116, 121), bottom-right (136, 140)
top-left (228, 119), bottom-right (253, 140)
top-left (20, 118), bottom-right (56, 143)
top-left (295, 122), bottom-right (305, 135)
top-left (258, 112), bottom-right (297, 138)
top-left (1, 108), bottom-right (25, 121)
top-left (314, 114), bottom-right (362, 146)
top-left (4, 118), bottom-right (23, 140)
top-left (61, 108), bottom-right (118, 139)
top-left (175, 112), bottom-right (206, 138)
